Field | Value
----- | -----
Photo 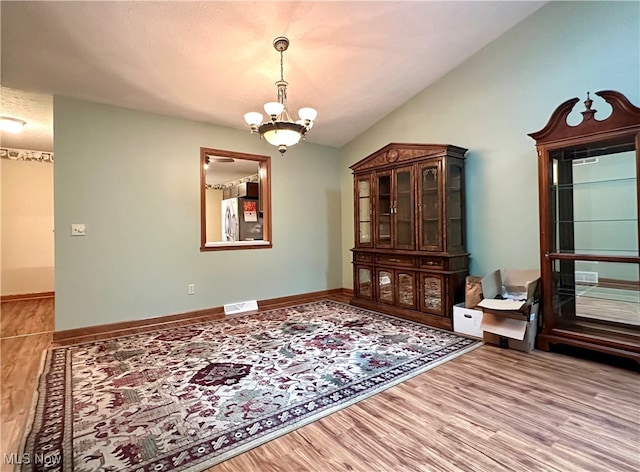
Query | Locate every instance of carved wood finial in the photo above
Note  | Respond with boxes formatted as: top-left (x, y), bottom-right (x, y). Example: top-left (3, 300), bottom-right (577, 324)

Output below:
top-left (581, 92), bottom-right (596, 121)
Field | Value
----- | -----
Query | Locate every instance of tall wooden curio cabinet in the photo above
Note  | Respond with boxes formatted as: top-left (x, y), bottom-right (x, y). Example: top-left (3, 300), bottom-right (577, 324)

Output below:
top-left (351, 143), bottom-right (469, 330)
top-left (529, 90), bottom-right (640, 361)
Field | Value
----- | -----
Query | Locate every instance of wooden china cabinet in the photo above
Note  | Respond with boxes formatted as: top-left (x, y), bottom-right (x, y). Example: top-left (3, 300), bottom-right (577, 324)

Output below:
top-left (350, 143), bottom-right (469, 330)
top-left (529, 90), bottom-right (640, 361)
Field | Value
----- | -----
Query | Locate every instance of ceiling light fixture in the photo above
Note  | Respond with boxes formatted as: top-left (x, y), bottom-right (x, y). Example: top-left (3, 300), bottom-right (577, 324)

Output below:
top-left (243, 37), bottom-right (317, 155)
top-left (0, 116), bottom-right (26, 134)
top-left (204, 155), bottom-right (235, 170)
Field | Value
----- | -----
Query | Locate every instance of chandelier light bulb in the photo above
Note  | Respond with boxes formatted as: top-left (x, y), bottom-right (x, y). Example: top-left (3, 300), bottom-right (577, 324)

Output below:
top-left (298, 107), bottom-right (318, 123)
top-left (263, 128), bottom-right (303, 147)
top-left (263, 102), bottom-right (284, 118)
top-left (244, 112), bottom-right (263, 127)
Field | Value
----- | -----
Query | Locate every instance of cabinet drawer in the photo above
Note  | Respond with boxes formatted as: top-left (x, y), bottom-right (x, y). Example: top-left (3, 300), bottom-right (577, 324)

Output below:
top-left (420, 257), bottom-right (444, 269)
top-left (354, 252), bottom-right (373, 263)
top-left (375, 254), bottom-right (415, 266)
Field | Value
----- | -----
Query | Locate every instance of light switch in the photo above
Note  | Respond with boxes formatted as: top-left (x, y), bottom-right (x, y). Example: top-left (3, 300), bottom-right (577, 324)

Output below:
top-left (71, 224), bottom-right (86, 236)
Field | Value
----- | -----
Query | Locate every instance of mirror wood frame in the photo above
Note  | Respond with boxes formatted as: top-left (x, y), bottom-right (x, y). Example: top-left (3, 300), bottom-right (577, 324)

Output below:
top-left (200, 147), bottom-right (272, 251)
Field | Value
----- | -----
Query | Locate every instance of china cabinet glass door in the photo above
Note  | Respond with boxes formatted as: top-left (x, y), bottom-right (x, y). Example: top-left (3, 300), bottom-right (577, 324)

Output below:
top-left (550, 148), bottom-right (639, 329)
top-left (377, 269), bottom-right (394, 304)
top-left (447, 161), bottom-right (464, 251)
top-left (394, 167), bottom-right (415, 250)
top-left (374, 269), bottom-right (415, 308)
top-left (419, 273), bottom-right (444, 316)
top-left (418, 162), bottom-right (442, 251)
top-left (376, 172), bottom-right (392, 248)
top-left (356, 176), bottom-right (372, 247)
top-left (397, 271), bottom-right (415, 309)
top-left (356, 266), bottom-right (373, 299)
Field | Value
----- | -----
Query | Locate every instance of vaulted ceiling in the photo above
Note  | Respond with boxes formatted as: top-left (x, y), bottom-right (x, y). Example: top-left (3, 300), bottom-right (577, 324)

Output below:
top-left (0, 1), bottom-right (546, 152)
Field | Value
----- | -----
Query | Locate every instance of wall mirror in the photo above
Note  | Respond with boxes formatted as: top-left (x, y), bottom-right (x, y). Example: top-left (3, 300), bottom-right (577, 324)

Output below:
top-left (200, 147), bottom-right (271, 251)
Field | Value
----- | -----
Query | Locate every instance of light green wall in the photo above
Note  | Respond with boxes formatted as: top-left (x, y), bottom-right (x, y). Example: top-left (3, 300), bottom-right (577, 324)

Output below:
top-left (339, 1), bottom-right (640, 288)
top-left (54, 97), bottom-right (341, 331)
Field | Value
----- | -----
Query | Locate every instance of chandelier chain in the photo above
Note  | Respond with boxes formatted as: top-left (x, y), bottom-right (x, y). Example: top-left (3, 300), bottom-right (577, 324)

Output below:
top-left (280, 49), bottom-right (284, 82)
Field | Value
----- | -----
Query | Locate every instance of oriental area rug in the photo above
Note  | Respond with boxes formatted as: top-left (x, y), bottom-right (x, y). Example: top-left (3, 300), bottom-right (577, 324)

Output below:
top-left (22, 300), bottom-right (481, 471)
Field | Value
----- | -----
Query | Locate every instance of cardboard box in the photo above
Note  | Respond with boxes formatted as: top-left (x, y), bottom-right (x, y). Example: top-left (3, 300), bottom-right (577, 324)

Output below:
top-left (477, 269), bottom-right (540, 311)
top-left (476, 269), bottom-right (540, 352)
top-left (453, 303), bottom-right (483, 338)
top-left (482, 303), bottom-right (539, 352)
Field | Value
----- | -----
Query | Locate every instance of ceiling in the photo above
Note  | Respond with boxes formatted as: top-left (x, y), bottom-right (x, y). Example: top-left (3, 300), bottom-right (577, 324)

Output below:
top-left (205, 156), bottom-right (259, 186)
top-left (0, 87), bottom-right (53, 151)
top-left (0, 1), bottom-right (546, 153)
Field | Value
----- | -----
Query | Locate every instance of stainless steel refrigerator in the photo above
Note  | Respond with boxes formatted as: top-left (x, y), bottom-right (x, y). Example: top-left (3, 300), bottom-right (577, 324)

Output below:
top-left (221, 197), bottom-right (263, 241)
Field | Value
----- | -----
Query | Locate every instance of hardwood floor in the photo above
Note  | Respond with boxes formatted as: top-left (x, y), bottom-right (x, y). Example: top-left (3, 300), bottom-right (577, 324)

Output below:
top-left (1, 298), bottom-right (54, 472)
top-left (2, 295), bottom-right (639, 472)
top-left (0, 297), bottom-right (54, 338)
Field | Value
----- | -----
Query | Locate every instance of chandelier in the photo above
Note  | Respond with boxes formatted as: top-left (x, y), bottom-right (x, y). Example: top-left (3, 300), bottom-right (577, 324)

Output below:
top-left (243, 37), bottom-right (317, 155)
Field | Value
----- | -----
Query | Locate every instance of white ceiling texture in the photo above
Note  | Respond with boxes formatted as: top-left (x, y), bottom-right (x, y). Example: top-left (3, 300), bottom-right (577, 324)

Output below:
top-left (0, 1), bottom-right (546, 153)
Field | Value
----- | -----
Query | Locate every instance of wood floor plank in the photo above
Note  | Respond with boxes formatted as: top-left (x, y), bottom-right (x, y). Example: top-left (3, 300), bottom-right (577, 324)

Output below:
top-left (551, 438), bottom-right (639, 472)
top-left (0, 333), bottom-right (51, 472)
top-left (1, 298), bottom-right (54, 338)
top-left (1, 295), bottom-right (639, 472)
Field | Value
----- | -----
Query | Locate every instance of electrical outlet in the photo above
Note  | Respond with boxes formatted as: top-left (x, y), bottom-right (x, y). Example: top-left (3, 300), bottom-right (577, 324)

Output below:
top-left (188, 284), bottom-right (195, 295)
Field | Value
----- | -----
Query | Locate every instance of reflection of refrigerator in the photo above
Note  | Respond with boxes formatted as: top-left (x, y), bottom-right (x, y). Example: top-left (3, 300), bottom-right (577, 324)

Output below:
top-left (221, 197), bottom-right (263, 241)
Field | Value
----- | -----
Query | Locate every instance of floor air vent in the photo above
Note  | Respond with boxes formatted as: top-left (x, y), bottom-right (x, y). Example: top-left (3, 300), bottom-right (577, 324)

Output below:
top-left (224, 300), bottom-right (259, 315)
top-left (572, 157), bottom-right (598, 166)
top-left (575, 271), bottom-right (599, 284)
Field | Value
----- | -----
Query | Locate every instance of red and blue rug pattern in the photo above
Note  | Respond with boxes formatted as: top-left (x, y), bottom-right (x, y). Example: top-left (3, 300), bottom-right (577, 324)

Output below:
top-left (22, 300), bottom-right (480, 471)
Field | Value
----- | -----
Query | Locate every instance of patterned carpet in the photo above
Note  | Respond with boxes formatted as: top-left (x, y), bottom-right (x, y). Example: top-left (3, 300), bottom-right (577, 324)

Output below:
top-left (22, 300), bottom-right (481, 471)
